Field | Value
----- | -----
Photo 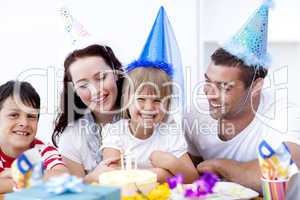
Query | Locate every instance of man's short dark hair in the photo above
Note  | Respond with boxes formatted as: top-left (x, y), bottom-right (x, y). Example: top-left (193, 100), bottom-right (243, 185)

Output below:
top-left (211, 48), bottom-right (268, 88)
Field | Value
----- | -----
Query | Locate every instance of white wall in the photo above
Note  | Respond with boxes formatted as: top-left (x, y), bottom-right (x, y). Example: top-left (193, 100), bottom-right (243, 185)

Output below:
top-left (202, 0), bottom-right (300, 42)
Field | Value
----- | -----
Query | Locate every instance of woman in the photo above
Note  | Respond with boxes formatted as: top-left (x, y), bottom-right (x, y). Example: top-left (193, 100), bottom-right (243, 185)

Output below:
top-left (52, 44), bottom-right (123, 183)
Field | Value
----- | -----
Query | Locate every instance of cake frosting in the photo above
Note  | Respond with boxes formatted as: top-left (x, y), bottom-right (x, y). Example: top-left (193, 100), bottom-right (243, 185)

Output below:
top-left (99, 169), bottom-right (157, 196)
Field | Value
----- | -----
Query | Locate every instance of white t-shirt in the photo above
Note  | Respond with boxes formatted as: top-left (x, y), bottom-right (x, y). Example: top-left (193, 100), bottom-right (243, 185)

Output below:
top-left (184, 90), bottom-right (300, 162)
top-left (58, 112), bottom-right (119, 172)
top-left (101, 119), bottom-right (187, 168)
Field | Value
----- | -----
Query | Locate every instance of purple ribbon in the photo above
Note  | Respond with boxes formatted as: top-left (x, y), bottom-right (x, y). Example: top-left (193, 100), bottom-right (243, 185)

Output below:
top-left (167, 174), bottom-right (183, 189)
top-left (184, 172), bottom-right (219, 198)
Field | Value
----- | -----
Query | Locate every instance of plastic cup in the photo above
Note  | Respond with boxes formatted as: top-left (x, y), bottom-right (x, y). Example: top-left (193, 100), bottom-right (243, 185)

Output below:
top-left (261, 178), bottom-right (288, 200)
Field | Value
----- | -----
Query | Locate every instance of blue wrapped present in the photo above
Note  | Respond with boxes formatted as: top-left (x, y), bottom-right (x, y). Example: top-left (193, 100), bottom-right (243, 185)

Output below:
top-left (5, 184), bottom-right (120, 200)
top-left (6, 174), bottom-right (120, 200)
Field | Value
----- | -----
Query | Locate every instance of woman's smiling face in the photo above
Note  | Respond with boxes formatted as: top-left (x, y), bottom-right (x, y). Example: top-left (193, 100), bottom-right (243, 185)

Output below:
top-left (70, 56), bottom-right (118, 114)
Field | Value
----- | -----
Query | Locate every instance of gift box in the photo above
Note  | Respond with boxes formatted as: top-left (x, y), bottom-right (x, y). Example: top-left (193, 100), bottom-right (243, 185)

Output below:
top-left (5, 185), bottom-right (120, 200)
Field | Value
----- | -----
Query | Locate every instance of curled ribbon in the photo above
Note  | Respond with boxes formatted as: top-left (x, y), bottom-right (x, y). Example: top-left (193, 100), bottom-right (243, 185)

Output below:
top-left (45, 174), bottom-right (84, 195)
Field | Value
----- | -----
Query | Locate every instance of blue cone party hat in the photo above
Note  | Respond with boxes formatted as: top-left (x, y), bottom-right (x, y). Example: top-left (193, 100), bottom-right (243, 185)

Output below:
top-left (127, 6), bottom-right (185, 124)
top-left (223, 0), bottom-right (273, 68)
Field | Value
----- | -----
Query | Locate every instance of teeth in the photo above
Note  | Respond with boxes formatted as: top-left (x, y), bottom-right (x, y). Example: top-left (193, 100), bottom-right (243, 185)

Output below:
top-left (13, 131), bottom-right (29, 136)
top-left (141, 114), bottom-right (155, 119)
top-left (92, 94), bottom-right (107, 102)
top-left (210, 103), bottom-right (222, 108)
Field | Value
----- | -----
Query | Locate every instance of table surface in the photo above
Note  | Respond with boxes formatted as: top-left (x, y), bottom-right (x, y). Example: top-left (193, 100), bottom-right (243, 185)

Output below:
top-left (0, 194), bottom-right (263, 200)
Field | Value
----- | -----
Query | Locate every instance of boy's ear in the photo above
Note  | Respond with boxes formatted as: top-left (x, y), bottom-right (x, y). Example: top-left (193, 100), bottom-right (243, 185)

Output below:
top-left (251, 78), bottom-right (264, 97)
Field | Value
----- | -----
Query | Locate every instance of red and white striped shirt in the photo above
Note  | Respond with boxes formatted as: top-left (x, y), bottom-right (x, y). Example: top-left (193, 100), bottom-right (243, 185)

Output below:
top-left (0, 139), bottom-right (64, 173)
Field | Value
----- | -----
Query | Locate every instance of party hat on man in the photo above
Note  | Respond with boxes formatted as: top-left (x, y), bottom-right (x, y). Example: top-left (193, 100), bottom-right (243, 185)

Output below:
top-left (223, 0), bottom-right (273, 68)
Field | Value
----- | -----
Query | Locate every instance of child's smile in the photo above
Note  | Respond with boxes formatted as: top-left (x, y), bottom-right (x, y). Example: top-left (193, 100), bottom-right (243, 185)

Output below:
top-left (0, 97), bottom-right (38, 154)
top-left (12, 130), bottom-right (31, 136)
top-left (128, 86), bottom-right (168, 136)
top-left (137, 110), bottom-right (159, 127)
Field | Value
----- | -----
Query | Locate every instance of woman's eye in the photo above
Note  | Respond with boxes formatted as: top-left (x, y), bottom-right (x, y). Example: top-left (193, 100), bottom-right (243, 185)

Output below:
top-left (154, 99), bottom-right (161, 103)
top-left (77, 83), bottom-right (89, 89)
top-left (97, 74), bottom-right (106, 81)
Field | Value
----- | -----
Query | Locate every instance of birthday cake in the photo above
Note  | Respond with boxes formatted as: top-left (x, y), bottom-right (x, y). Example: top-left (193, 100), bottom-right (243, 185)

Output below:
top-left (98, 169), bottom-right (157, 196)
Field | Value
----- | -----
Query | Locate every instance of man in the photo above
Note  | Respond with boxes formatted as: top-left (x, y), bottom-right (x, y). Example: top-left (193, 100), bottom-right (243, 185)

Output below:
top-left (185, 48), bottom-right (300, 192)
top-left (287, 173), bottom-right (300, 199)
top-left (184, 0), bottom-right (300, 192)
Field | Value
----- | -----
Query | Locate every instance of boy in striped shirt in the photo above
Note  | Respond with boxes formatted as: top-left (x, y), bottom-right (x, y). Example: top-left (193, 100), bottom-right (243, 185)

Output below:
top-left (0, 81), bottom-right (68, 193)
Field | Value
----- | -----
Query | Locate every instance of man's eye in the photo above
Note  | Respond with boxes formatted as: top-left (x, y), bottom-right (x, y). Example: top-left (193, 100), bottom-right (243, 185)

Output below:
top-left (220, 84), bottom-right (232, 92)
top-left (219, 84), bottom-right (226, 90)
top-left (137, 98), bottom-right (145, 102)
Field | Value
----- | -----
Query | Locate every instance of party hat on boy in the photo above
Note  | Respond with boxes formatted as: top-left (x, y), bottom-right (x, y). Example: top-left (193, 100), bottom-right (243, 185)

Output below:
top-left (127, 6), bottom-right (185, 124)
top-left (222, 0), bottom-right (273, 68)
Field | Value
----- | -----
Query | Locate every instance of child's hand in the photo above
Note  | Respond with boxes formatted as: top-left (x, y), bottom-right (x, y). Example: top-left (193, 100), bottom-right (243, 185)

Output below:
top-left (0, 169), bottom-right (12, 178)
top-left (149, 151), bottom-right (177, 170)
top-left (94, 157), bottom-right (120, 174)
top-left (149, 168), bottom-right (173, 183)
top-left (86, 157), bottom-right (120, 184)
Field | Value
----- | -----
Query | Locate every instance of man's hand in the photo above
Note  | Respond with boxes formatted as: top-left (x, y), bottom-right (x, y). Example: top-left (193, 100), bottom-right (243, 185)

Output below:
top-left (150, 151), bottom-right (176, 170)
top-left (197, 159), bottom-right (262, 193)
top-left (197, 159), bottom-right (220, 175)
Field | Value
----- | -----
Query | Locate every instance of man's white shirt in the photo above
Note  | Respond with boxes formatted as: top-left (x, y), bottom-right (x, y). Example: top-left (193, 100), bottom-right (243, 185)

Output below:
top-left (184, 89), bottom-right (300, 161)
